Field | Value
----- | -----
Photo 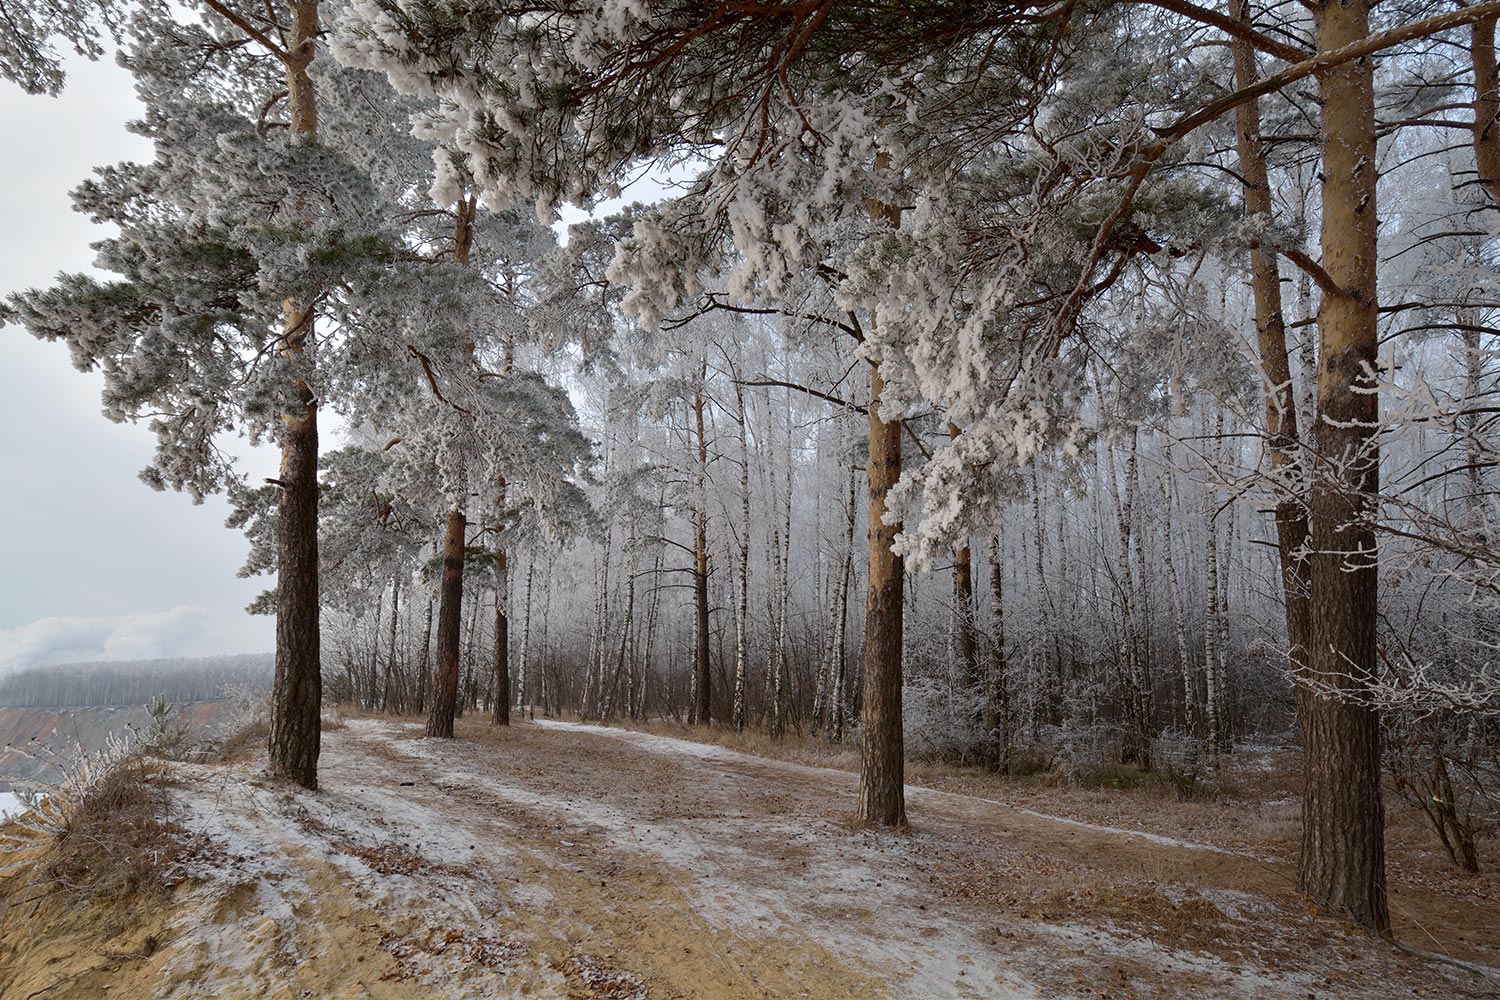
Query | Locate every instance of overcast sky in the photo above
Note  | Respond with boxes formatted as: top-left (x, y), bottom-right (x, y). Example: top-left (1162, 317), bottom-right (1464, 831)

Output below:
top-left (0, 54), bottom-right (277, 671)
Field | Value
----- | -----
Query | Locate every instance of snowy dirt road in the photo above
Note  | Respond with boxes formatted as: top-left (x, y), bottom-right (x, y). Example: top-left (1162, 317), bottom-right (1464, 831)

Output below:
top-left (13, 716), bottom-right (1495, 1000)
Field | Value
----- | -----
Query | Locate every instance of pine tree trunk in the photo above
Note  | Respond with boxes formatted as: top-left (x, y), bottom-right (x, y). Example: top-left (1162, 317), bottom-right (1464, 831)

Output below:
top-left (367, 590), bottom-right (383, 710)
top-left (639, 536), bottom-right (663, 720)
top-left (1231, 1), bottom-right (1312, 672)
top-left (460, 568), bottom-right (479, 716)
top-left (268, 0), bottom-right (323, 790)
top-left (1473, 16), bottom-right (1500, 204)
top-left (1115, 430), bottom-right (1151, 769)
top-left (426, 507), bottom-right (466, 737)
top-left (1203, 412), bottom-right (1224, 754)
top-left (858, 357), bottom-right (906, 827)
top-left (585, 524), bottom-right (611, 719)
top-left (1030, 459), bottom-right (1061, 727)
top-left (1299, 0), bottom-right (1389, 935)
top-left (423, 194), bottom-right (479, 736)
top-left (606, 518), bottom-right (637, 719)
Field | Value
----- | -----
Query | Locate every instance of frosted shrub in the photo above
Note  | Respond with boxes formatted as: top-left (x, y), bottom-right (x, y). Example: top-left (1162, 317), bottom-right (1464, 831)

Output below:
top-left (0, 730), bottom-right (138, 874)
top-left (322, 701), bottom-right (347, 730)
top-left (1049, 721), bottom-right (1124, 784)
top-left (220, 683), bottom-right (271, 736)
top-left (903, 678), bottom-right (989, 765)
top-left (217, 682), bottom-right (272, 760)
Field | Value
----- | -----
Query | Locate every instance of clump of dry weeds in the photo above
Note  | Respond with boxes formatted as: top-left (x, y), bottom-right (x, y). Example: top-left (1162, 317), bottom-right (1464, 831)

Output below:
top-left (40, 756), bottom-right (183, 905)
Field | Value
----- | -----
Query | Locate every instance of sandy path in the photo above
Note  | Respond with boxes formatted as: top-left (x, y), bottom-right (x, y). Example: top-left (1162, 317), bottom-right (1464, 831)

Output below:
top-left (9, 716), bottom-right (1492, 1000)
top-left (316, 717), bottom-right (1494, 999)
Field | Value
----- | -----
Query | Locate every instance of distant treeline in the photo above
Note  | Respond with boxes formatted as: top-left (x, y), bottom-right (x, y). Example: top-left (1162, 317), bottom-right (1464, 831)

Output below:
top-left (0, 654), bottom-right (273, 708)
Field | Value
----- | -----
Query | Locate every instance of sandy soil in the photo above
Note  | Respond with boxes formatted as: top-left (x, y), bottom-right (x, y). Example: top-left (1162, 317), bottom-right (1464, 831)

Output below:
top-left (2, 717), bottom-right (1495, 999)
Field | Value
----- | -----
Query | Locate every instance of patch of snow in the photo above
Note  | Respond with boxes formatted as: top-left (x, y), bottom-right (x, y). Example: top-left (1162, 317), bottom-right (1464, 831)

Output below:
top-left (155, 737), bottom-right (551, 999)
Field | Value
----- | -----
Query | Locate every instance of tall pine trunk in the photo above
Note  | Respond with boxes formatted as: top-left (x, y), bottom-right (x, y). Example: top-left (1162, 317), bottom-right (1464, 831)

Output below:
top-left (425, 194), bottom-right (478, 738)
top-left (1299, 0), bottom-right (1389, 935)
top-left (769, 405), bottom-right (793, 738)
top-left (1232, 0), bottom-right (1312, 669)
top-left (1473, 16), bottom-right (1500, 204)
top-left (268, 0), bottom-right (323, 790)
top-left (859, 356), bottom-right (906, 827)
top-left (952, 425), bottom-right (979, 690)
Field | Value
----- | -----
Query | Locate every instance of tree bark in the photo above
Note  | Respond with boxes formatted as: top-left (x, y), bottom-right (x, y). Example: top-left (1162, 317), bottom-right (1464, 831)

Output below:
top-left (858, 356), bottom-right (906, 827)
top-left (732, 380), bottom-right (751, 732)
top-left (1231, 0), bottom-right (1312, 676)
top-left (952, 425), bottom-right (980, 690)
top-left (693, 382), bottom-right (712, 726)
top-left (770, 401), bottom-right (793, 738)
top-left (1473, 16), bottom-right (1500, 204)
top-left (426, 507), bottom-right (466, 737)
top-left (382, 576), bottom-right (400, 713)
top-left (1299, 0), bottom-right (1390, 935)
top-left (1203, 412), bottom-right (1225, 754)
top-left (424, 193), bottom-right (479, 736)
top-left (985, 531), bottom-right (1009, 771)
top-left (417, 592), bottom-right (433, 713)
top-left (1159, 471), bottom-right (1193, 736)
top-left (493, 551), bottom-right (510, 725)
top-left (267, 0), bottom-right (323, 790)
top-left (517, 558), bottom-right (534, 714)
top-left (831, 460), bottom-right (857, 741)
top-left (1114, 430), bottom-right (1152, 769)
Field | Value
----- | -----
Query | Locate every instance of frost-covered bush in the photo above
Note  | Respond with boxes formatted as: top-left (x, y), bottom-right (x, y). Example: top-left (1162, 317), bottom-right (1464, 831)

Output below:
top-left (215, 683), bottom-right (272, 761)
top-left (0, 730), bottom-right (138, 874)
top-left (1048, 721), bottom-right (1125, 784)
top-left (903, 678), bottom-right (989, 766)
top-left (219, 683), bottom-right (270, 735)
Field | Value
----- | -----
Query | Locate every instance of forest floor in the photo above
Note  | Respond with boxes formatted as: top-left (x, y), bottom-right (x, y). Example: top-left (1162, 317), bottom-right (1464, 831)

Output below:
top-left (1, 715), bottom-right (1496, 999)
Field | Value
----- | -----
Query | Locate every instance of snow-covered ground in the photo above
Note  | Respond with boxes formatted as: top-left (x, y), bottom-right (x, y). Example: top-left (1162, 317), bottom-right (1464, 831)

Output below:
top-left (0, 790), bottom-right (22, 819)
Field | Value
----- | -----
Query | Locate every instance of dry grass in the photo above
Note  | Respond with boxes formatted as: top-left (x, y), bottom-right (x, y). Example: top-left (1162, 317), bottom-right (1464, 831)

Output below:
top-left (0, 752), bottom-right (188, 962)
top-left (215, 719), bottom-right (270, 764)
top-left (28, 757), bottom-right (182, 907)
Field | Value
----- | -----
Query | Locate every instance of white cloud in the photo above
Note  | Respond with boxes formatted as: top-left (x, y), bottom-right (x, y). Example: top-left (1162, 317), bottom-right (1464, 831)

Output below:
top-left (0, 607), bottom-right (211, 673)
